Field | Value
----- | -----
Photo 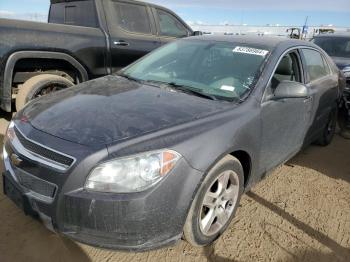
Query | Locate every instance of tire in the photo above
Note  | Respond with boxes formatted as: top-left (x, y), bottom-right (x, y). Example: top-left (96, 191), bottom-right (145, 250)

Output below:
top-left (316, 108), bottom-right (337, 146)
top-left (340, 130), bottom-right (350, 139)
top-left (183, 155), bottom-right (244, 246)
top-left (338, 103), bottom-right (350, 139)
top-left (16, 74), bottom-right (74, 111)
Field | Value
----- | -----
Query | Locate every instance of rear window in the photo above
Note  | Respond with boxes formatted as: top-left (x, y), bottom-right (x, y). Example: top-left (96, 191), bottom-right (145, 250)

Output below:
top-left (301, 49), bottom-right (330, 82)
top-left (113, 2), bottom-right (152, 34)
top-left (49, 0), bottom-right (98, 28)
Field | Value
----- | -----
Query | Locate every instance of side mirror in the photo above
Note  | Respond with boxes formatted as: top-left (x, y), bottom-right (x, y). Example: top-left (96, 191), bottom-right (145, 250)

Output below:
top-left (273, 81), bottom-right (309, 100)
top-left (192, 31), bottom-right (203, 36)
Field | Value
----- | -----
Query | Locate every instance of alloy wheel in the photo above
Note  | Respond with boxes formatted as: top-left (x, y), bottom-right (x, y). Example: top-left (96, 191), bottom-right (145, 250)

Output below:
top-left (199, 170), bottom-right (240, 236)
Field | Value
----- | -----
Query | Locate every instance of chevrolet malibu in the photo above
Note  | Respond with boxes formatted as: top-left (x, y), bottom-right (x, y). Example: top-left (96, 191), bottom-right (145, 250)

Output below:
top-left (2, 36), bottom-right (344, 251)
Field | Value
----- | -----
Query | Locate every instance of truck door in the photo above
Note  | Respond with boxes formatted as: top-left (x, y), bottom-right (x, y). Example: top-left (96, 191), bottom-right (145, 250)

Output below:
top-left (103, 0), bottom-right (161, 73)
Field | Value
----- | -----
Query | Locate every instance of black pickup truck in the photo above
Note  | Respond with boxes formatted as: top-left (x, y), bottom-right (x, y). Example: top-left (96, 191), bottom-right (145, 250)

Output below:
top-left (0, 0), bottom-right (195, 112)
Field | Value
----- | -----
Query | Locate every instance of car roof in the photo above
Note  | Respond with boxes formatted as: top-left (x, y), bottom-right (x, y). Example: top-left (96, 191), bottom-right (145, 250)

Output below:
top-left (313, 33), bottom-right (350, 38)
top-left (185, 35), bottom-right (316, 50)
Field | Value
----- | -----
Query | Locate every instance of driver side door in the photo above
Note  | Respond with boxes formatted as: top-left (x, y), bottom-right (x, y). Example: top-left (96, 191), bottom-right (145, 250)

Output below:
top-left (259, 49), bottom-right (312, 172)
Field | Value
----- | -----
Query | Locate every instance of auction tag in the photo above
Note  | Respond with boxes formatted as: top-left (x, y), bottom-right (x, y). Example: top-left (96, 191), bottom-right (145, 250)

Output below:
top-left (233, 46), bottom-right (269, 56)
top-left (220, 85), bottom-right (235, 92)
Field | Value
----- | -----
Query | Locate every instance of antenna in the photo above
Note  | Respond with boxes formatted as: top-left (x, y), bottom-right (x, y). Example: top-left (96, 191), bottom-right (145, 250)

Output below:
top-left (302, 16), bottom-right (309, 40)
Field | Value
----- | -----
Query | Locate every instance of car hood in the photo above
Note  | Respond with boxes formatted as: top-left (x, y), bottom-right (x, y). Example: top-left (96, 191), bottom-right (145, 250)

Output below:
top-left (331, 56), bottom-right (350, 70)
top-left (20, 75), bottom-right (231, 146)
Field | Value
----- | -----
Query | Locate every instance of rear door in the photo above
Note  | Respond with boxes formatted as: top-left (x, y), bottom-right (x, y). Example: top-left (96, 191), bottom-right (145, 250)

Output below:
top-left (151, 7), bottom-right (191, 45)
top-left (300, 48), bottom-right (339, 143)
top-left (104, 0), bottom-right (161, 72)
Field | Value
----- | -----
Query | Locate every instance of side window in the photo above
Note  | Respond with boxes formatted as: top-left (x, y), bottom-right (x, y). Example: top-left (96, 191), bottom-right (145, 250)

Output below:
top-left (270, 52), bottom-right (302, 90)
top-left (156, 9), bottom-right (188, 38)
top-left (64, 6), bottom-right (76, 25)
top-left (49, 1), bottom-right (98, 28)
top-left (301, 49), bottom-right (329, 82)
top-left (114, 2), bottom-right (152, 34)
top-left (322, 56), bottom-right (331, 74)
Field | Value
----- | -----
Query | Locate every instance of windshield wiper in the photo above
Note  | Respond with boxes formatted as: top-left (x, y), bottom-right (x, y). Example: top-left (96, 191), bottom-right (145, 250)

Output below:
top-left (117, 73), bottom-right (143, 83)
top-left (117, 73), bottom-right (166, 88)
top-left (166, 82), bottom-right (217, 101)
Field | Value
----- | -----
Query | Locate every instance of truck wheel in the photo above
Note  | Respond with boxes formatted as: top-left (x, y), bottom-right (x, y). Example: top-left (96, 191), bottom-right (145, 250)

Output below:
top-left (16, 74), bottom-right (74, 111)
top-left (183, 155), bottom-right (244, 246)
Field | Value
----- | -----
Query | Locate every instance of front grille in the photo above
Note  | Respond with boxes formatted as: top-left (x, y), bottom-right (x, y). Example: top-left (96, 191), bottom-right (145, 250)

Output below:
top-left (16, 168), bottom-right (57, 198)
top-left (15, 127), bottom-right (74, 167)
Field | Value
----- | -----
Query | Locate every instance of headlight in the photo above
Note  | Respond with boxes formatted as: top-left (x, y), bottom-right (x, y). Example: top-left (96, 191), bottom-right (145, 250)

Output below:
top-left (343, 67), bottom-right (350, 78)
top-left (85, 150), bottom-right (181, 193)
top-left (3, 121), bottom-right (15, 161)
top-left (4, 121), bottom-right (15, 144)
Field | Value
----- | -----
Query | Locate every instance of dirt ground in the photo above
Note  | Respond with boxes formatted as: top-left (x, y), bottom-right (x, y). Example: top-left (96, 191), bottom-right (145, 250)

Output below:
top-left (0, 113), bottom-right (349, 262)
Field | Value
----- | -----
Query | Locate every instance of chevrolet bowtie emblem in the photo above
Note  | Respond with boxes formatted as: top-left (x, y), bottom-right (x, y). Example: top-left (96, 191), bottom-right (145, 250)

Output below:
top-left (10, 153), bottom-right (23, 166)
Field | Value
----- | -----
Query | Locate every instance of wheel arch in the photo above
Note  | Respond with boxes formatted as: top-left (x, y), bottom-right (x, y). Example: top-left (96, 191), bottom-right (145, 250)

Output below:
top-left (196, 148), bottom-right (253, 192)
top-left (1, 51), bottom-right (89, 112)
top-left (229, 150), bottom-right (252, 187)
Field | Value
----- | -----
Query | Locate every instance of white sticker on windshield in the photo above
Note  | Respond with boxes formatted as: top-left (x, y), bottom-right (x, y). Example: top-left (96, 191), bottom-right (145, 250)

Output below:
top-left (233, 46), bottom-right (269, 56)
top-left (220, 85), bottom-right (235, 92)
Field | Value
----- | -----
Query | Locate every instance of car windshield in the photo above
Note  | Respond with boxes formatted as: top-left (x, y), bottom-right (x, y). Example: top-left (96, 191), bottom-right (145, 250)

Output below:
top-left (312, 37), bottom-right (350, 58)
top-left (121, 40), bottom-right (269, 102)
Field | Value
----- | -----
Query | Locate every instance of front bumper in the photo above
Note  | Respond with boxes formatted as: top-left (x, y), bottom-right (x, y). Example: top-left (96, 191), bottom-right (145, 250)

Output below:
top-left (2, 126), bottom-right (203, 251)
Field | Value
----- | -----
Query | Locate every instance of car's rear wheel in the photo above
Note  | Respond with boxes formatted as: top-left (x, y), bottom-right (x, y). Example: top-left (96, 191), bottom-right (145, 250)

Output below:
top-left (16, 74), bottom-right (74, 111)
top-left (338, 104), bottom-right (350, 139)
top-left (183, 155), bottom-right (244, 246)
top-left (316, 108), bottom-right (337, 146)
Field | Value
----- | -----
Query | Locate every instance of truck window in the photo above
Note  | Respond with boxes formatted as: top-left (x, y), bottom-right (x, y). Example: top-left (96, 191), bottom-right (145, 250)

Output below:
top-left (49, 0), bottom-right (98, 28)
top-left (114, 2), bottom-right (152, 34)
top-left (156, 9), bottom-right (188, 38)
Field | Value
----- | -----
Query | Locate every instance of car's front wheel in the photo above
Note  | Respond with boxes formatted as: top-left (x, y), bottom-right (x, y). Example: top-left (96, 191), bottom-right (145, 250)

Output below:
top-left (183, 155), bottom-right (244, 246)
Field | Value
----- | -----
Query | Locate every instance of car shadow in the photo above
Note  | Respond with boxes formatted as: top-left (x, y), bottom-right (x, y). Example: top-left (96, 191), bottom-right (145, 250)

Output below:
top-left (202, 244), bottom-right (236, 262)
top-left (246, 191), bottom-right (350, 260)
top-left (281, 249), bottom-right (348, 262)
top-left (288, 135), bottom-right (350, 184)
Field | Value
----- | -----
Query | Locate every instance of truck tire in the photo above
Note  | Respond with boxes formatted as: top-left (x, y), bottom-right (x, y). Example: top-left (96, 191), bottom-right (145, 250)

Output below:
top-left (183, 155), bottom-right (244, 246)
top-left (16, 74), bottom-right (74, 111)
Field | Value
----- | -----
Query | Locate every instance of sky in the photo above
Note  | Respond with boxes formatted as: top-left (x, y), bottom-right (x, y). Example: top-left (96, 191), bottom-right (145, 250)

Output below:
top-left (0, 0), bottom-right (349, 27)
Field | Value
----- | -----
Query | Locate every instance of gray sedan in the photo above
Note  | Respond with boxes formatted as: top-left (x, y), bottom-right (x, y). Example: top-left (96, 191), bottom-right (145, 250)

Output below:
top-left (3, 36), bottom-right (344, 250)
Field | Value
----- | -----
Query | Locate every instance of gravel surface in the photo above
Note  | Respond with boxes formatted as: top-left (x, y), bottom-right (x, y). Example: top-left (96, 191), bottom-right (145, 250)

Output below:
top-left (0, 115), bottom-right (349, 262)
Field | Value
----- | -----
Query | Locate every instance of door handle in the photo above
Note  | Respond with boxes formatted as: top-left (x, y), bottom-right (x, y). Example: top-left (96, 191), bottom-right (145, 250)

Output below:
top-left (304, 96), bottom-right (313, 103)
top-left (113, 41), bottom-right (129, 46)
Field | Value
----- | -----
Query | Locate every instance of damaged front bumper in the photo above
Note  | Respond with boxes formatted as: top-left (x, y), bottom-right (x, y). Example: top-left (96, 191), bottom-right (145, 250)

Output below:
top-left (2, 138), bottom-right (203, 251)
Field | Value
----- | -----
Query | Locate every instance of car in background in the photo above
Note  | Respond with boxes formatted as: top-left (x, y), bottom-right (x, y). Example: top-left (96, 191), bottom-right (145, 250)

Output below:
top-left (3, 36), bottom-right (344, 250)
top-left (312, 34), bottom-right (350, 137)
